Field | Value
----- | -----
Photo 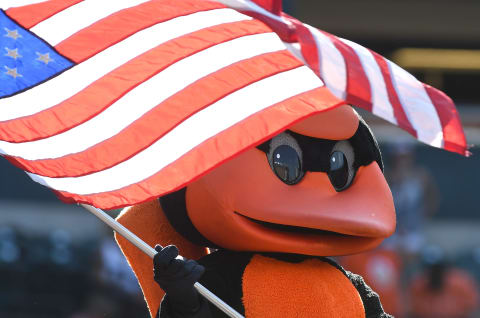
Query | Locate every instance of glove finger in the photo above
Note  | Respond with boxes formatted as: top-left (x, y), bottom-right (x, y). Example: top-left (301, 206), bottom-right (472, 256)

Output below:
top-left (182, 259), bottom-right (197, 273)
top-left (191, 263), bottom-right (206, 280)
top-left (180, 260), bottom-right (205, 281)
top-left (154, 244), bottom-right (163, 252)
top-left (154, 245), bottom-right (179, 269)
top-left (161, 258), bottom-right (185, 276)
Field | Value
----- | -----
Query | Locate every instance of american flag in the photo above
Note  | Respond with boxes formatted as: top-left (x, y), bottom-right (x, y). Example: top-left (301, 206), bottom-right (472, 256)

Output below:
top-left (0, 0), bottom-right (467, 209)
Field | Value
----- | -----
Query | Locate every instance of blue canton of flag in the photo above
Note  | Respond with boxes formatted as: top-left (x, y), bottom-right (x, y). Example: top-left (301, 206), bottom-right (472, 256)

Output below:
top-left (0, 10), bottom-right (73, 98)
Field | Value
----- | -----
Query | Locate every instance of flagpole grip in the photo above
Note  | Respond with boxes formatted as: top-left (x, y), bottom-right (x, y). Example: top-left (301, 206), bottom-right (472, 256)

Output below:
top-left (81, 204), bottom-right (244, 318)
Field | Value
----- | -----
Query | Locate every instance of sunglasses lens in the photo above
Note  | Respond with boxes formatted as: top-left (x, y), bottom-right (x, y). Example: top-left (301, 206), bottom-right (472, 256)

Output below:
top-left (328, 151), bottom-right (349, 190)
top-left (272, 145), bottom-right (303, 185)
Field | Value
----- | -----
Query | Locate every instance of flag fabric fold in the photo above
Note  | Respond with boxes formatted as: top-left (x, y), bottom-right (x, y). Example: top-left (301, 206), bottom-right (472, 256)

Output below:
top-left (0, 0), bottom-right (467, 209)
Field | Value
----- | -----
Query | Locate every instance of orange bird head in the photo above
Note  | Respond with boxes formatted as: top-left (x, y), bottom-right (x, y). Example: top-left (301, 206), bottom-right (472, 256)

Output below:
top-left (159, 105), bottom-right (395, 256)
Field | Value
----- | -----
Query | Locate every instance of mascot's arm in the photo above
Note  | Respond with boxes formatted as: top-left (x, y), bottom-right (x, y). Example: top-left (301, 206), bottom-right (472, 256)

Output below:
top-left (346, 271), bottom-right (393, 318)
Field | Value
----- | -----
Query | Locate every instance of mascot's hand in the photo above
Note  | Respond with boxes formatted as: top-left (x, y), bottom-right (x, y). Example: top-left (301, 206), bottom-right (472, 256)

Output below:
top-left (153, 244), bottom-right (205, 313)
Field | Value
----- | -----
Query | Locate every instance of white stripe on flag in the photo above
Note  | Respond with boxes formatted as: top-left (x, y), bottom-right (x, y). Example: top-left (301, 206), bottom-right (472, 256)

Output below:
top-left (1, 0), bottom-right (47, 10)
top-left (340, 38), bottom-right (397, 125)
top-left (388, 61), bottom-right (443, 147)
top-left (0, 33), bottom-right (285, 160)
top-left (30, 0), bottom-right (150, 46)
top-left (28, 66), bottom-right (323, 194)
top-left (0, 8), bottom-right (249, 121)
top-left (306, 25), bottom-right (347, 101)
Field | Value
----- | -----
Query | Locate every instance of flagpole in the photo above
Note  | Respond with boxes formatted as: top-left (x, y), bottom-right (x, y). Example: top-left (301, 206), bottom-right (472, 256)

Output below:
top-left (81, 204), bottom-right (244, 318)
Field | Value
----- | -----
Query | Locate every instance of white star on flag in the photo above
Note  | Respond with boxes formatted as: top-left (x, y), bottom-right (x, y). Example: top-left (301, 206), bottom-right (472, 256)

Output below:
top-left (4, 65), bottom-right (22, 78)
top-left (36, 52), bottom-right (54, 64)
top-left (4, 27), bottom-right (21, 40)
top-left (5, 47), bottom-right (21, 59)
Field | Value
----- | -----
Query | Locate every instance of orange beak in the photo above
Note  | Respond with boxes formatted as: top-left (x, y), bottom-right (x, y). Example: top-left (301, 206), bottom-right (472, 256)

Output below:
top-left (186, 147), bottom-right (395, 256)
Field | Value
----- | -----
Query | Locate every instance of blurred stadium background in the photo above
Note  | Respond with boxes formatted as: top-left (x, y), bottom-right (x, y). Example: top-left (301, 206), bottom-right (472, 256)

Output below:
top-left (1, 0), bottom-right (479, 317)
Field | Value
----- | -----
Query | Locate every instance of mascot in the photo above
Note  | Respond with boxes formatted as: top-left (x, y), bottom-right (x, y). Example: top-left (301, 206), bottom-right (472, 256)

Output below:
top-left (116, 105), bottom-right (395, 318)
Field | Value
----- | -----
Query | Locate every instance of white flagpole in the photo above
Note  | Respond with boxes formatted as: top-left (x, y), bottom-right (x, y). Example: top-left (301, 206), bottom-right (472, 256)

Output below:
top-left (81, 204), bottom-right (244, 318)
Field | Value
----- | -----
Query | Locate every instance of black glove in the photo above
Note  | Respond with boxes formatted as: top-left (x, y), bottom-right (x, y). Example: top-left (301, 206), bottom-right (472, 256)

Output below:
top-left (154, 245), bottom-right (205, 314)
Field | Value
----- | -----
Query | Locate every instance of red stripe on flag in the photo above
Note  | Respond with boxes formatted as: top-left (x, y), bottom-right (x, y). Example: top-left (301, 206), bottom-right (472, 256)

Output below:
top-left (0, 19), bottom-right (271, 143)
top-left (55, 0), bottom-right (226, 63)
top-left (284, 16), bottom-right (320, 76)
top-left (53, 86), bottom-right (343, 209)
top-left (6, 0), bottom-right (82, 29)
top-left (251, 0), bottom-right (282, 15)
top-left (372, 52), bottom-right (417, 137)
top-left (321, 31), bottom-right (372, 112)
top-left (10, 50), bottom-right (303, 177)
top-left (423, 84), bottom-right (468, 155)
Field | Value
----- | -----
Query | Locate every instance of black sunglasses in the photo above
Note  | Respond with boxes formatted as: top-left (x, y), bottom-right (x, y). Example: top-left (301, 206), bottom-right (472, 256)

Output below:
top-left (256, 118), bottom-right (383, 191)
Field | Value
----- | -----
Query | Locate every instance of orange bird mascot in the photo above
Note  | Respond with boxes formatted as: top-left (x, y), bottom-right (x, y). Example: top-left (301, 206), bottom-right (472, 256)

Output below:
top-left (114, 1), bottom-right (467, 318)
